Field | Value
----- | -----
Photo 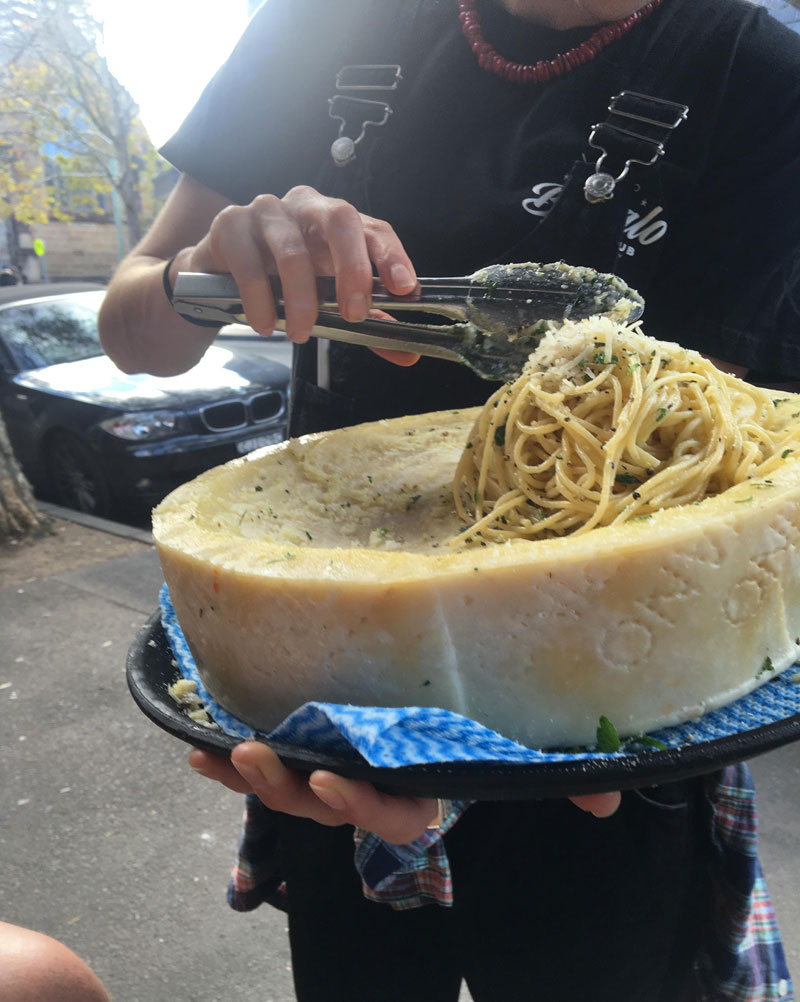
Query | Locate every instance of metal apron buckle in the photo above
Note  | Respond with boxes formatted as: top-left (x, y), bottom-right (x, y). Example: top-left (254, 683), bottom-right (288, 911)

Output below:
top-left (328, 64), bottom-right (403, 167)
top-left (584, 90), bottom-right (689, 204)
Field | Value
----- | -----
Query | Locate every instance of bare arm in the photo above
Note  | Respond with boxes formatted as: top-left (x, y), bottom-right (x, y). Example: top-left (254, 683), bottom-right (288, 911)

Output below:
top-left (99, 174), bottom-right (419, 377)
top-left (98, 174), bottom-right (231, 376)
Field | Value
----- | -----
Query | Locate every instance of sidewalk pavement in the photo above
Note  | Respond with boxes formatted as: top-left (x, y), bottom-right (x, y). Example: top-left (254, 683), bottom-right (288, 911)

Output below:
top-left (1, 505), bottom-right (296, 1002)
top-left (2, 504), bottom-right (799, 1001)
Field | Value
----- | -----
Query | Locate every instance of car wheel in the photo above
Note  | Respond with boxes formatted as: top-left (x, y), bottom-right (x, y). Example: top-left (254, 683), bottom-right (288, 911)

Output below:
top-left (45, 432), bottom-right (112, 518)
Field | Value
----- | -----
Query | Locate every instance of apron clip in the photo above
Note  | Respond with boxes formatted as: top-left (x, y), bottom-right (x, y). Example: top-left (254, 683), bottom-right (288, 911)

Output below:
top-left (584, 90), bottom-right (689, 203)
top-left (328, 65), bottom-right (402, 168)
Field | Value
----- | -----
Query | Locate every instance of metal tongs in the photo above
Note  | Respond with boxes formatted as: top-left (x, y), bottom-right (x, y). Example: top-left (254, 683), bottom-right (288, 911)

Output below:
top-left (172, 262), bottom-right (644, 380)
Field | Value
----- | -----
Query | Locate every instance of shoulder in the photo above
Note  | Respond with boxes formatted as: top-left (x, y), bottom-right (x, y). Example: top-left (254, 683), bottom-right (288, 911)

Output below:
top-left (241, 0), bottom-right (410, 45)
top-left (723, 0), bottom-right (800, 78)
top-left (643, 0), bottom-right (800, 72)
top-left (716, 1), bottom-right (800, 143)
top-left (651, 0), bottom-right (800, 147)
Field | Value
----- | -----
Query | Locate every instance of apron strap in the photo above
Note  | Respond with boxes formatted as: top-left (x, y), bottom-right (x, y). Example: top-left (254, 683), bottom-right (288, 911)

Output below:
top-left (291, 0), bottom-right (425, 436)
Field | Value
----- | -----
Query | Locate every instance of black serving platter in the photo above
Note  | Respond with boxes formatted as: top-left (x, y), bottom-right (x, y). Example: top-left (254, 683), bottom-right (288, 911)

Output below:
top-left (127, 610), bottom-right (800, 801)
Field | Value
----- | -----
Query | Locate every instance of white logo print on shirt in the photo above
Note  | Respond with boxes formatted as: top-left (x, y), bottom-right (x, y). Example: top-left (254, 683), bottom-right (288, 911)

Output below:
top-left (521, 183), bottom-right (669, 255)
top-left (521, 182), bottom-right (564, 217)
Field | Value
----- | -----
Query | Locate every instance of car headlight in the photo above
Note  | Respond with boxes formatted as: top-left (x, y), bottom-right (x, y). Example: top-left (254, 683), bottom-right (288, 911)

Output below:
top-left (100, 410), bottom-right (188, 441)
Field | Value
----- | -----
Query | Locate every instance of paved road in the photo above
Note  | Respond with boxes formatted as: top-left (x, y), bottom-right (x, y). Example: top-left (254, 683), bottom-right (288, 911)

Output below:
top-left (1, 535), bottom-right (297, 1002)
top-left (218, 325), bottom-right (294, 371)
top-left (1, 513), bottom-right (798, 1000)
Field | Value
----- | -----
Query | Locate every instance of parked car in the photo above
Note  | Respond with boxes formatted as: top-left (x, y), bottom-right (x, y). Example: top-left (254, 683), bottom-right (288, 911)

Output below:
top-left (0, 283), bottom-right (291, 520)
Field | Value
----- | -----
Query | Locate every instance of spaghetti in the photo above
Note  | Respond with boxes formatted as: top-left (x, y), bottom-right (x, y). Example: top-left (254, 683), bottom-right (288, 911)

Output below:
top-left (452, 318), bottom-right (800, 543)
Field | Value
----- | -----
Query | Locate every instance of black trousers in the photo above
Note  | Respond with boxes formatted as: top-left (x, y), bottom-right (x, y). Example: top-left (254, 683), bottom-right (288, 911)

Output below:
top-left (276, 777), bottom-right (712, 1002)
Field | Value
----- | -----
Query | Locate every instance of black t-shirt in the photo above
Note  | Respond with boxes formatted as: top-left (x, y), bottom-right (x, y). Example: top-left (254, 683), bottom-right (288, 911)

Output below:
top-left (161, 0), bottom-right (800, 429)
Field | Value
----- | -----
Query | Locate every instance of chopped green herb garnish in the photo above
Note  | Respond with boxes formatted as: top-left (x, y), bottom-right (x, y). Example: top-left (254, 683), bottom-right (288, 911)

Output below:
top-left (782, 449), bottom-right (793, 459)
top-left (756, 656), bottom-right (775, 679)
top-left (494, 423), bottom-right (507, 447)
top-left (615, 473), bottom-right (641, 485)
top-left (627, 734), bottom-right (668, 752)
top-left (263, 553), bottom-right (296, 566)
top-left (656, 407), bottom-right (667, 422)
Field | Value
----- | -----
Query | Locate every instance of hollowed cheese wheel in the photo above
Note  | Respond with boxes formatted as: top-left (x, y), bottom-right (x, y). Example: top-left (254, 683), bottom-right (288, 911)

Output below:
top-left (153, 406), bottom-right (800, 748)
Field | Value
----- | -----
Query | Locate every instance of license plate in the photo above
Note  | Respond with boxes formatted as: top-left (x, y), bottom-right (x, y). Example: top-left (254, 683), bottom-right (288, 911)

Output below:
top-left (236, 430), bottom-right (285, 454)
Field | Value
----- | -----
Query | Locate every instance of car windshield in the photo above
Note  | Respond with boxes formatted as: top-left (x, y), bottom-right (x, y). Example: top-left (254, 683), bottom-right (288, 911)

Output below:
top-left (0, 291), bottom-right (105, 370)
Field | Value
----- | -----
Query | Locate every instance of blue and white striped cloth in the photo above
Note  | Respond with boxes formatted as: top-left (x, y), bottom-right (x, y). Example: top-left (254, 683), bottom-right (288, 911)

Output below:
top-left (159, 584), bottom-right (800, 768)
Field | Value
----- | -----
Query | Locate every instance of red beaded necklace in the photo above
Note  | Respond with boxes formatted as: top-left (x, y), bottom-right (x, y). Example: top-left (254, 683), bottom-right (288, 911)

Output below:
top-left (457, 0), bottom-right (664, 84)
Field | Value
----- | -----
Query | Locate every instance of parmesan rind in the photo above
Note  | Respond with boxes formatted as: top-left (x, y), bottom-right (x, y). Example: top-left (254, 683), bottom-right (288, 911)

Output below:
top-left (153, 406), bottom-right (800, 748)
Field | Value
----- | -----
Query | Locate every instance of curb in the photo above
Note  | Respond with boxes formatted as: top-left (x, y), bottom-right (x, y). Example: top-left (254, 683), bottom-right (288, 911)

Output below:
top-left (37, 501), bottom-right (154, 546)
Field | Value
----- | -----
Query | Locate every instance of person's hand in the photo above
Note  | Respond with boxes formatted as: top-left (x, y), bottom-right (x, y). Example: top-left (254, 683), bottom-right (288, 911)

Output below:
top-left (570, 791), bottom-right (621, 818)
top-left (190, 742), bottom-right (622, 842)
top-left (180, 184), bottom-right (421, 365)
top-left (189, 742), bottom-right (441, 844)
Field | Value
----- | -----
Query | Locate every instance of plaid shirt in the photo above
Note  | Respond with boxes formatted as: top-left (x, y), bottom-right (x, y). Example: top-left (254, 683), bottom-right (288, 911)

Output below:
top-left (227, 763), bottom-right (793, 1001)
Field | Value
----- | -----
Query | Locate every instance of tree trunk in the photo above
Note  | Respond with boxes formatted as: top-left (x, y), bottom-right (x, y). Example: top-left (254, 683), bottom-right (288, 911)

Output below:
top-left (118, 158), bottom-right (142, 248)
top-left (0, 411), bottom-right (50, 541)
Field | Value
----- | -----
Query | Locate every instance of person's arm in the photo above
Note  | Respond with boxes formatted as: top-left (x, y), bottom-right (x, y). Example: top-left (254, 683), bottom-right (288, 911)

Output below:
top-left (99, 174), bottom-right (419, 377)
top-left (98, 174), bottom-right (229, 376)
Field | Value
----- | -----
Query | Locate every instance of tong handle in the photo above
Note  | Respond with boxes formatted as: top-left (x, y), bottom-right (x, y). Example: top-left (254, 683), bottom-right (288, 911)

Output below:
top-left (172, 272), bottom-right (474, 326)
top-left (171, 271), bottom-right (574, 327)
top-left (300, 313), bottom-right (467, 362)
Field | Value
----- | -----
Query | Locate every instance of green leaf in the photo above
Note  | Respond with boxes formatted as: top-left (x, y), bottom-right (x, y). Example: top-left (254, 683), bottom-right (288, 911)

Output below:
top-left (596, 715), bottom-right (622, 753)
top-left (627, 734), bottom-right (668, 751)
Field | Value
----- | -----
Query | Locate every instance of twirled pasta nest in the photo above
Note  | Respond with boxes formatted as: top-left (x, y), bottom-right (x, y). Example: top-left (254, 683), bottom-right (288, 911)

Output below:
top-left (453, 320), bottom-right (800, 543)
